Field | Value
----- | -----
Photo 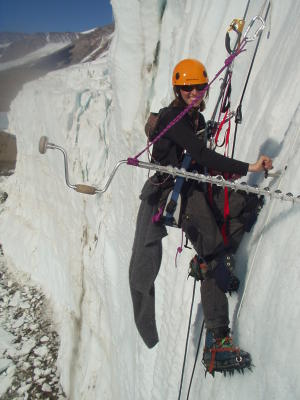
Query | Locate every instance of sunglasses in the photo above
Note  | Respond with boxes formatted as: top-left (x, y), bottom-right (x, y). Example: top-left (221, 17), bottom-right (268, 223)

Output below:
top-left (178, 84), bottom-right (207, 92)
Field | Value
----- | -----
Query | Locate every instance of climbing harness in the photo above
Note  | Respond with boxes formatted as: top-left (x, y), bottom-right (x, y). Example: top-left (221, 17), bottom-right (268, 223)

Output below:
top-left (155, 153), bottom-right (192, 227)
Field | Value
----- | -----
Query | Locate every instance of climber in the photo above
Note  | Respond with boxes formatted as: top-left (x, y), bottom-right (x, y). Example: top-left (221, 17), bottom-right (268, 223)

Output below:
top-left (129, 58), bottom-right (272, 374)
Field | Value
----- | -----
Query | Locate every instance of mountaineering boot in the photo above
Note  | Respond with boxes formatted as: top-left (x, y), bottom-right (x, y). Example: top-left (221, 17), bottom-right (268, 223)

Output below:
top-left (202, 329), bottom-right (252, 376)
top-left (189, 254), bottom-right (240, 294)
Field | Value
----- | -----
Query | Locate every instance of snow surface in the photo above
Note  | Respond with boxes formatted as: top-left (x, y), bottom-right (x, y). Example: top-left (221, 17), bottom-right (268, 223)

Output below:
top-left (1, 0), bottom-right (300, 399)
top-left (81, 28), bottom-right (99, 35)
top-left (0, 42), bottom-right (71, 71)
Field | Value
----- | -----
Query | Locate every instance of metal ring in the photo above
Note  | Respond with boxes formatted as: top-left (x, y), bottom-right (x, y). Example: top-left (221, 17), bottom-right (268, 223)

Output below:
top-left (236, 355), bottom-right (243, 363)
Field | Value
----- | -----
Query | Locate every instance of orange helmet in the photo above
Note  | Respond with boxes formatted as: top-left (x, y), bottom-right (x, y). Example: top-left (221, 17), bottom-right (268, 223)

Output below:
top-left (172, 59), bottom-right (208, 86)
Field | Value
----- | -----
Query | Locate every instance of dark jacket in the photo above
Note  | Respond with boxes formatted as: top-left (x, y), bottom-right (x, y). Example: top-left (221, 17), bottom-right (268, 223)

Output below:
top-left (129, 104), bottom-right (250, 348)
top-left (152, 105), bottom-right (249, 175)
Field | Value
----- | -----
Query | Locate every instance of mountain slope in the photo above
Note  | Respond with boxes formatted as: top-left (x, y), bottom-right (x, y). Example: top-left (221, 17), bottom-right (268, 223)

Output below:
top-left (0, 25), bottom-right (114, 112)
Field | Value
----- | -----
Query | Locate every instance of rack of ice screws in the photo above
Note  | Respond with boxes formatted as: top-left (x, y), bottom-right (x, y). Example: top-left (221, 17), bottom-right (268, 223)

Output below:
top-left (39, 136), bottom-right (299, 204)
top-left (130, 161), bottom-right (298, 203)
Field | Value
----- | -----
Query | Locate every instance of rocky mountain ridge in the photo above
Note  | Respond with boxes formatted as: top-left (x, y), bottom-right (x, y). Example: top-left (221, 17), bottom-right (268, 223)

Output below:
top-left (0, 24), bottom-right (114, 112)
top-left (0, 32), bottom-right (79, 62)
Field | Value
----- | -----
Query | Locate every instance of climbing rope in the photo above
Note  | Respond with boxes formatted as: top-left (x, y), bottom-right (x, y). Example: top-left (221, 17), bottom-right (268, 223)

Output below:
top-left (185, 320), bottom-right (205, 399)
top-left (178, 278), bottom-right (197, 400)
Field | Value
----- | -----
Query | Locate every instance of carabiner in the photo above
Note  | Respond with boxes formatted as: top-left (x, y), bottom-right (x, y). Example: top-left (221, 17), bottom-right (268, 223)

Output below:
top-left (243, 15), bottom-right (265, 42)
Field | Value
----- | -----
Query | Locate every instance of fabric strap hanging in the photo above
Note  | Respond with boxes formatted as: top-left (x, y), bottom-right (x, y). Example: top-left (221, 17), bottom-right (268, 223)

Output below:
top-left (162, 153), bottom-right (192, 226)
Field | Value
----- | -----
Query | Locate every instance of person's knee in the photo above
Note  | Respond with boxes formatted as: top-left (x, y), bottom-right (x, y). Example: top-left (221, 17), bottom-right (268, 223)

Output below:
top-left (207, 255), bottom-right (240, 293)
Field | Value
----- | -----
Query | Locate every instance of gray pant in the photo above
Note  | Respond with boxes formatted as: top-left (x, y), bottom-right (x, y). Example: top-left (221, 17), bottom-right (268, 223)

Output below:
top-left (181, 186), bottom-right (255, 332)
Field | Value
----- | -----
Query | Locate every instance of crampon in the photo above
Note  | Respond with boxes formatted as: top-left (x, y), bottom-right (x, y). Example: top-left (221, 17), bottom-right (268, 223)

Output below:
top-left (202, 334), bottom-right (253, 377)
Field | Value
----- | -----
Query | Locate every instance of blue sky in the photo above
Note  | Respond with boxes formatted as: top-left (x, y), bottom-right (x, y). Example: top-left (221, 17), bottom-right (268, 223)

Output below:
top-left (0, 0), bottom-right (113, 33)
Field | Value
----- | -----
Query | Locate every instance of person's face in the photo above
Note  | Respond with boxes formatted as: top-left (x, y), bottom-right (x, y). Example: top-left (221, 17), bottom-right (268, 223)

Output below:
top-left (179, 84), bottom-right (206, 107)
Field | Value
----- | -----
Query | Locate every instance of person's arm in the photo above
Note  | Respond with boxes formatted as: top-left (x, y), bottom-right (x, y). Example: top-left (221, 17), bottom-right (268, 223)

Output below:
top-left (248, 155), bottom-right (273, 172)
top-left (165, 118), bottom-right (249, 175)
top-left (161, 112), bottom-right (273, 175)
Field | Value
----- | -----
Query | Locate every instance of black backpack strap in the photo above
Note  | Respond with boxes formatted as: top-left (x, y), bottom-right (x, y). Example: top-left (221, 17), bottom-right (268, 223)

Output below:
top-left (145, 107), bottom-right (169, 141)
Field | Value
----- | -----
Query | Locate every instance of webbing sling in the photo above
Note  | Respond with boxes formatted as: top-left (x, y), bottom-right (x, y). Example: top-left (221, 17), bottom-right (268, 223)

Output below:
top-left (162, 153), bottom-right (192, 226)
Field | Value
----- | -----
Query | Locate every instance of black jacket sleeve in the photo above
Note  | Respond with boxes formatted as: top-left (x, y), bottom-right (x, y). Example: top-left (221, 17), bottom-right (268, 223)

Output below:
top-left (162, 112), bottom-right (249, 176)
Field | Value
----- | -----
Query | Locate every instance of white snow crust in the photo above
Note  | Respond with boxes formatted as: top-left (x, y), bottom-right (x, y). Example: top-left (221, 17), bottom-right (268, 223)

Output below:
top-left (0, 42), bottom-right (71, 71)
top-left (1, 0), bottom-right (300, 399)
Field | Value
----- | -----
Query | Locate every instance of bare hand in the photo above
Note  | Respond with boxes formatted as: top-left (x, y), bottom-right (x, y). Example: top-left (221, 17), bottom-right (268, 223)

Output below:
top-left (248, 155), bottom-right (273, 173)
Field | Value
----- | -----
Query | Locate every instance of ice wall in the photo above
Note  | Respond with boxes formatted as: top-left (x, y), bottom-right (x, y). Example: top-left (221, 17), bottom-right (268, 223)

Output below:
top-left (1, 0), bottom-right (300, 399)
